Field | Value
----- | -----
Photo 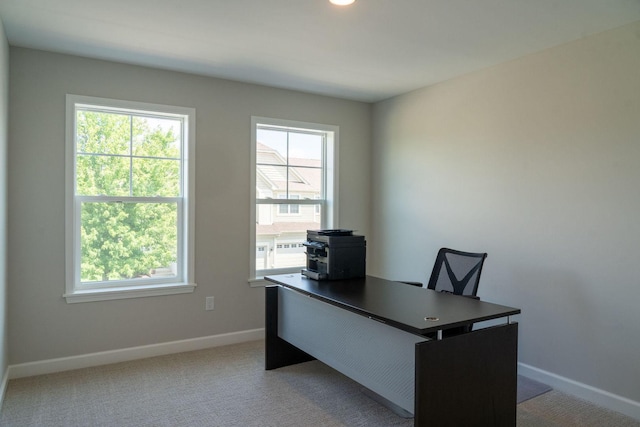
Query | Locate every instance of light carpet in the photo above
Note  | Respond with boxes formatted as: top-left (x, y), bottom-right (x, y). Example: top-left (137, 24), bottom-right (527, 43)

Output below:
top-left (1, 340), bottom-right (638, 426)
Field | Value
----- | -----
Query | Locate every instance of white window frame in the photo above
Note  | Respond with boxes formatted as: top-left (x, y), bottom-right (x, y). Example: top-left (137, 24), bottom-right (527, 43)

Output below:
top-left (250, 116), bottom-right (338, 283)
top-left (64, 95), bottom-right (196, 303)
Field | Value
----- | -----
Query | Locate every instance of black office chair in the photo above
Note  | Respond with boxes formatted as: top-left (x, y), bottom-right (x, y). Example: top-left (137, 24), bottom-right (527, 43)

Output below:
top-left (401, 248), bottom-right (487, 337)
top-left (427, 248), bottom-right (487, 297)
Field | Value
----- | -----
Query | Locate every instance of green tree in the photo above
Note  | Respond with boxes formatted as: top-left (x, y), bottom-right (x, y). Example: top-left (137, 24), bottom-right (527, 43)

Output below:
top-left (76, 111), bottom-right (181, 282)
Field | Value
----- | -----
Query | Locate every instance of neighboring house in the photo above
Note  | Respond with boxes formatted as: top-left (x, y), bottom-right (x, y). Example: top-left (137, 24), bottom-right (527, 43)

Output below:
top-left (255, 142), bottom-right (321, 269)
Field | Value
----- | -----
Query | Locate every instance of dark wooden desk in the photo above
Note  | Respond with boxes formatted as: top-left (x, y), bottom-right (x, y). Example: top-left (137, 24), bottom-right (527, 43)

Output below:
top-left (265, 274), bottom-right (520, 427)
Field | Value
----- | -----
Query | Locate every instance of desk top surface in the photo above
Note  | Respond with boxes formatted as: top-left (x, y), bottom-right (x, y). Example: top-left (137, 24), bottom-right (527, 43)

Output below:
top-left (265, 274), bottom-right (520, 335)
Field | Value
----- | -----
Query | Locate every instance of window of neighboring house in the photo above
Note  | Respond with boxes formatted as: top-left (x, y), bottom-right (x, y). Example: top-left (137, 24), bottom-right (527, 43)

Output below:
top-left (65, 95), bottom-right (196, 302)
top-left (278, 194), bottom-right (300, 215)
top-left (250, 117), bottom-right (338, 281)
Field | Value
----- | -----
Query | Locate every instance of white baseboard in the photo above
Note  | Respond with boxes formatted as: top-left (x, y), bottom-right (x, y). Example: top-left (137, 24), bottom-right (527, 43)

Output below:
top-left (8, 328), bottom-right (264, 380)
top-left (519, 362), bottom-right (640, 421)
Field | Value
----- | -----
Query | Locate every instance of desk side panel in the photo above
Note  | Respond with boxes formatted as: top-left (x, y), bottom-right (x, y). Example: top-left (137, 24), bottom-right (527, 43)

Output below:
top-left (279, 286), bottom-right (427, 415)
top-left (415, 322), bottom-right (518, 427)
top-left (265, 286), bottom-right (315, 370)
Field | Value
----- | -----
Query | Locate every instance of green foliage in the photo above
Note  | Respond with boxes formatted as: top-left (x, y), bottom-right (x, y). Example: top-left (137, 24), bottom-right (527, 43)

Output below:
top-left (76, 110), bottom-right (181, 282)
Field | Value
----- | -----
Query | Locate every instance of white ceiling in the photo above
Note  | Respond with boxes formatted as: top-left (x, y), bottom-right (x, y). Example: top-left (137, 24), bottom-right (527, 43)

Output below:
top-left (1, 0), bottom-right (640, 102)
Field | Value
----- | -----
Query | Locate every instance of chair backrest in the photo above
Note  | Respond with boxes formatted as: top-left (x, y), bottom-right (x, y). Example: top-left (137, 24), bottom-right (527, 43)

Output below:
top-left (427, 248), bottom-right (487, 296)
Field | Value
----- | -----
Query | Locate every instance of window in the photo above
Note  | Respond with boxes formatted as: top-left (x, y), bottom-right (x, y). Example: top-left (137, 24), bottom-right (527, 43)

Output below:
top-left (65, 95), bottom-right (196, 302)
top-left (278, 194), bottom-right (300, 215)
top-left (250, 117), bottom-right (338, 281)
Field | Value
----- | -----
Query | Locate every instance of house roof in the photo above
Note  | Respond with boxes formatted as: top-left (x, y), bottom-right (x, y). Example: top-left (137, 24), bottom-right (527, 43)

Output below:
top-left (256, 142), bottom-right (321, 196)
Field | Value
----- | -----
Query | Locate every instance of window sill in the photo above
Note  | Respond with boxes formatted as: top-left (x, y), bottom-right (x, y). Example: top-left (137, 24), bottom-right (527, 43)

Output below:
top-left (64, 282), bottom-right (197, 303)
top-left (250, 267), bottom-right (303, 287)
top-left (248, 277), bottom-right (270, 287)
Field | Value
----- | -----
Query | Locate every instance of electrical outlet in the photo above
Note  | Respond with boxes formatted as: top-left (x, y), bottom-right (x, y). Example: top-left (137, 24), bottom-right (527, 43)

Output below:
top-left (205, 296), bottom-right (214, 311)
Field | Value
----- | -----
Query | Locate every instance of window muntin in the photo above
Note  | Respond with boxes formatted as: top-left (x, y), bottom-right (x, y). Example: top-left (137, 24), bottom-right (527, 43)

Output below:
top-left (66, 95), bottom-right (195, 302)
top-left (251, 117), bottom-right (338, 281)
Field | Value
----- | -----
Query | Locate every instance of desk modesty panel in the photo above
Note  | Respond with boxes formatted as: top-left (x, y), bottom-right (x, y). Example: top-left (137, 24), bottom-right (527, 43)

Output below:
top-left (278, 285), bottom-right (424, 414)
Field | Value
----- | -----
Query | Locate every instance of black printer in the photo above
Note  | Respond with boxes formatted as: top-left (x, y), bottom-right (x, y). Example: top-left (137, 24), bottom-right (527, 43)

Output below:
top-left (302, 229), bottom-right (366, 280)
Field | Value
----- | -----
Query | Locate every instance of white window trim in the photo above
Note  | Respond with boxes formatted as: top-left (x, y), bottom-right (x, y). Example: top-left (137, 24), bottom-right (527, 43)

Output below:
top-left (65, 94), bottom-right (196, 303)
top-left (249, 116), bottom-right (339, 285)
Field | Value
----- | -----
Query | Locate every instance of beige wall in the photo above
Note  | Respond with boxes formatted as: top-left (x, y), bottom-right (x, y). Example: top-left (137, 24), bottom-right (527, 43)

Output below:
top-left (0, 19), bottom-right (9, 383)
top-left (7, 48), bottom-right (371, 364)
top-left (371, 21), bottom-right (640, 404)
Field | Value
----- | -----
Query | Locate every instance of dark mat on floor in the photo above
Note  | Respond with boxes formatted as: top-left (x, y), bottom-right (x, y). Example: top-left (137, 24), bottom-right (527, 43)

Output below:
top-left (518, 374), bottom-right (552, 403)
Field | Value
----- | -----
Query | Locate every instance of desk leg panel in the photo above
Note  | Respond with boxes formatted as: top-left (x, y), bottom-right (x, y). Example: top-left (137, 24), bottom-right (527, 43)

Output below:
top-left (265, 286), bottom-right (315, 370)
top-left (415, 322), bottom-right (518, 427)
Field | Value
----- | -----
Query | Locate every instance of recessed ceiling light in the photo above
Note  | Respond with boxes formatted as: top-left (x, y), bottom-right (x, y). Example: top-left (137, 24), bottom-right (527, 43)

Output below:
top-left (329, 0), bottom-right (356, 5)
